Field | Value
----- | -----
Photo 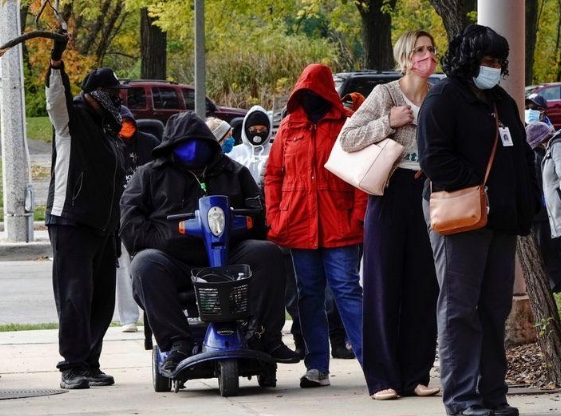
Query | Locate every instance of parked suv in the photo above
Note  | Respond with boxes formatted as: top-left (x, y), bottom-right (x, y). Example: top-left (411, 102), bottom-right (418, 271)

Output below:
top-left (269, 70), bottom-right (446, 138)
top-left (119, 80), bottom-right (247, 140)
top-left (525, 82), bottom-right (561, 129)
top-left (333, 70), bottom-right (446, 98)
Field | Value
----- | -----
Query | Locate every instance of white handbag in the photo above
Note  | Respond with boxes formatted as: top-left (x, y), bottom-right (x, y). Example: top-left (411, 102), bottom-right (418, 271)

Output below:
top-left (324, 134), bottom-right (404, 196)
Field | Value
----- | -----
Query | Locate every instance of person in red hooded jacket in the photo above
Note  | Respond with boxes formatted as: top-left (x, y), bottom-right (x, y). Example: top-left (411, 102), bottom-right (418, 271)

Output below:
top-left (264, 63), bottom-right (366, 388)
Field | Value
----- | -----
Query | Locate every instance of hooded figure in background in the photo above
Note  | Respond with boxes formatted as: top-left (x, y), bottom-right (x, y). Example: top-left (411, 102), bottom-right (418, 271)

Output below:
top-left (229, 105), bottom-right (273, 187)
top-left (115, 106), bottom-right (160, 333)
top-left (119, 112), bottom-right (300, 377)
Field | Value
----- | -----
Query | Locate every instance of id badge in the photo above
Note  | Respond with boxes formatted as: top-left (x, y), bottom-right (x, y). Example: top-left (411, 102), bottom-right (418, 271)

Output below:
top-left (499, 127), bottom-right (513, 147)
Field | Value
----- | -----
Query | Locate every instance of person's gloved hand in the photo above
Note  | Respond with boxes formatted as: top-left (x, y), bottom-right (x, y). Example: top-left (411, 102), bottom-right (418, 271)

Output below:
top-left (51, 29), bottom-right (68, 61)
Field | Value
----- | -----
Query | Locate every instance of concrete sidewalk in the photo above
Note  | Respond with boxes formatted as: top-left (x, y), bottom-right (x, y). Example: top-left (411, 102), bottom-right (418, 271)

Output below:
top-left (0, 327), bottom-right (559, 416)
top-left (0, 257), bottom-right (559, 414)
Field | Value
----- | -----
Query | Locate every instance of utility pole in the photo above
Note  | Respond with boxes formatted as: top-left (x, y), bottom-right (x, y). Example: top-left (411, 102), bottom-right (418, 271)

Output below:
top-left (194, 0), bottom-right (206, 118)
top-left (0, 0), bottom-right (34, 242)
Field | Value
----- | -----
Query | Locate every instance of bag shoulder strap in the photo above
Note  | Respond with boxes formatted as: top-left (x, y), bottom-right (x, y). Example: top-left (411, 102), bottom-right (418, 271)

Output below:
top-left (483, 104), bottom-right (500, 186)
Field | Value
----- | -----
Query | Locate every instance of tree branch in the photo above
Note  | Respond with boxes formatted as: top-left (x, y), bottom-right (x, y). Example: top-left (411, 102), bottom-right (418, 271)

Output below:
top-left (0, 31), bottom-right (67, 58)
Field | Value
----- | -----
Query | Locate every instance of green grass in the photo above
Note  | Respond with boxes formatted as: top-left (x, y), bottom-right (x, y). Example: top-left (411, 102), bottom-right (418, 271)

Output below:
top-left (0, 323), bottom-right (58, 332)
top-left (26, 116), bottom-right (52, 143)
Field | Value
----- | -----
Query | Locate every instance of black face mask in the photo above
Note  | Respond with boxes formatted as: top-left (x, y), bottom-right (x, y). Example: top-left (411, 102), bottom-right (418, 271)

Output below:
top-left (90, 90), bottom-right (123, 134)
top-left (246, 130), bottom-right (269, 146)
top-left (300, 91), bottom-right (331, 122)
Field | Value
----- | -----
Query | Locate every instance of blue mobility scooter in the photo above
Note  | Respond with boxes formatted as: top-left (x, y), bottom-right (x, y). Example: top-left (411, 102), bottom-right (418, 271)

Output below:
top-left (150, 195), bottom-right (277, 397)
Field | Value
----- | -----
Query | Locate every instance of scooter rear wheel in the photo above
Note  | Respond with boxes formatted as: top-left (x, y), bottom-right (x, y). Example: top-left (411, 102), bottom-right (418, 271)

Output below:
top-left (152, 346), bottom-right (172, 392)
top-left (217, 359), bottom-right (239, 397)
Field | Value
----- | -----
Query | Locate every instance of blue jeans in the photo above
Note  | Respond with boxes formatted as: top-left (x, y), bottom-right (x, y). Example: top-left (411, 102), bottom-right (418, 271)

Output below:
top-left (291, 245), bottom-right (363, 373)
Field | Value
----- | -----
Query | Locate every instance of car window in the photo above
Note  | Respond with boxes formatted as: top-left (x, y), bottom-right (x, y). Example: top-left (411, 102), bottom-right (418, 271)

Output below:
top-left (183, 88), bottom-right (195, 110)
top-left (182, 88), bottom-right (212, 112)
top-left (346, 78), bottom-right (396, 97)
top-left (153, 87), bottom-right (180, 109)
top-left (541, 86), bottom-right (561, 101)
top-left (127, 87), bottom-right (147, 110)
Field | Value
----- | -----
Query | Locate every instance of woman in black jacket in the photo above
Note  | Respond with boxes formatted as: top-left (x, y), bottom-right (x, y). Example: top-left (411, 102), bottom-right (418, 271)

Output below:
top-left (417, 25), bottom-right (540, 416)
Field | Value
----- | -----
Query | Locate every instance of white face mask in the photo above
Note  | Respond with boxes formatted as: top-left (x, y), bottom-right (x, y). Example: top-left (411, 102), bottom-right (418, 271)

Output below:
top-left (473, 66), bottom-right (501, 90)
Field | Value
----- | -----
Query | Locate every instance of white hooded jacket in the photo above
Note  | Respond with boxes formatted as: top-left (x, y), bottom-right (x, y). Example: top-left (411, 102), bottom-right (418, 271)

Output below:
top-left (229, 105), bottom-right (273, 187)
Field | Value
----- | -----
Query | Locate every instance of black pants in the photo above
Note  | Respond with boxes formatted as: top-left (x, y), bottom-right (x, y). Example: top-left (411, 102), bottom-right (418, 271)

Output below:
top-left (362, 169), bottom-right (439, 395)
top-left (130, 239), bottom-right (286, 352)
top-left (423, 197), bottom-right (516, 414)
top-left (49, 225), bottom-right (116, 372)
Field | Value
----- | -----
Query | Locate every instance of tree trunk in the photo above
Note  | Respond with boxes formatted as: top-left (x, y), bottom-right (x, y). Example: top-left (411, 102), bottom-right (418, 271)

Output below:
top-left (526, 0), bottom-right (538, 85)
top-left (516, 234), bottom-right (561, 386)
top-left (140, 8), bottom-right (167, 80)
top-left (355, 0), bottom-right (396, 70)
top-left (428, 0), bottom-right (471, 43)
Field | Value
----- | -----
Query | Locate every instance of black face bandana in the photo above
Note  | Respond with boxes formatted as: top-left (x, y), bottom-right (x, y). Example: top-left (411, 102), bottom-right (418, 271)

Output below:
top-left (300, 91), bottom-right (331, 123)
top-left (90, 90), bottom-right (123, 134)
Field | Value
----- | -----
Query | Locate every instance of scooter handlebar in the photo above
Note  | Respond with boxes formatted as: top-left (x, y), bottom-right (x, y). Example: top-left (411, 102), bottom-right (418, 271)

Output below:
top-left (167, 213), bottom-right (196, 221)
top-left (231, 208), bottom-right (261, 216)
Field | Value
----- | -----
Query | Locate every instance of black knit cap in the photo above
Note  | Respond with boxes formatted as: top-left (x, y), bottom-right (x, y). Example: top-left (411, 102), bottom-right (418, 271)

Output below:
top-left (245, 111), bottom-right (270, 128)
top-left (81, 68), bottom-right (129, 92)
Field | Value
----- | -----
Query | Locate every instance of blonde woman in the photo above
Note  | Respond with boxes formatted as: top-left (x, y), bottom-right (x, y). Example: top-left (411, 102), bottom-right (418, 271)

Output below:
top-left (339, 30), bottom-right (440, 400)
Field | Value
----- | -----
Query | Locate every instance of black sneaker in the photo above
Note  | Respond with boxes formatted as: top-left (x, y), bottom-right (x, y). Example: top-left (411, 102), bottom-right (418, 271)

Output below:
top-left (331, 342), bottom-right (355, 359)
top-left (267, 343), bottom-right (301, 364)
top-left (60, 368), bottom-right (90, 390)
top-left (88, 368), bottom-right (115, 386)
top-left (160, 340), bottom-right (192, 378)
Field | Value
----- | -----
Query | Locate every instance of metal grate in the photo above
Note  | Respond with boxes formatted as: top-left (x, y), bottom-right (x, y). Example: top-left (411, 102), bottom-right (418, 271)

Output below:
top-left (0, 389), bottom-right (67, 400)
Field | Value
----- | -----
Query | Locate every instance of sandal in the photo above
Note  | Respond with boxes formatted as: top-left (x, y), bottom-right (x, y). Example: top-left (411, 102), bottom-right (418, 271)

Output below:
top-left (413, 384), bottom-right (440, 397)
top-left (371, 388), bottom-right (398, 400)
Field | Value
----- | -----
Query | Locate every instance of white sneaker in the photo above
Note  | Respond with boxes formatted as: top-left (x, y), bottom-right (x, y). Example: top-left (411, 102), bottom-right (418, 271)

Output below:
top-left (121, 323), bottom-right (138, 333)
top-left (299, 369), bottom-right (330, 388)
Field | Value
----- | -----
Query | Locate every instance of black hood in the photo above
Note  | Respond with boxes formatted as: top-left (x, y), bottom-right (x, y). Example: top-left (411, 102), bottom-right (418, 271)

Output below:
top-left (152, 112), bottom-right (221, 158)
top-left (119, 105), bottom-right (137, 128)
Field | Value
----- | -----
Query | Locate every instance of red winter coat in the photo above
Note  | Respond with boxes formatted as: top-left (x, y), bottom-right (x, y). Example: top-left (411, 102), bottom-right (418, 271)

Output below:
top-left (264, 64), bottom-right (367, 249)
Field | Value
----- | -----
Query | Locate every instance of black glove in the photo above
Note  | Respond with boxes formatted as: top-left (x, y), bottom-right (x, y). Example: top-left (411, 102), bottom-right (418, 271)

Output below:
top-left (51, 30), bottom-right (68, 61)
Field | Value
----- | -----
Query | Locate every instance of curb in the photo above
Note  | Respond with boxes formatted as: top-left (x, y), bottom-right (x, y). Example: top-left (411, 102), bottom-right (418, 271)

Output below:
top-left (0, 240), bottom-right (52, 261)
top-left (0, 225), bottom-right (51, 261)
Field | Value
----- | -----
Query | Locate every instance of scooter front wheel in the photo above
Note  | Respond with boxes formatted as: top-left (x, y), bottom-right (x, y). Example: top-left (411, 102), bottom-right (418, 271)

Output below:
top-left (217, 359), bottom-right (239, 397)
top-left (152, 346), bottom-right (172, 392)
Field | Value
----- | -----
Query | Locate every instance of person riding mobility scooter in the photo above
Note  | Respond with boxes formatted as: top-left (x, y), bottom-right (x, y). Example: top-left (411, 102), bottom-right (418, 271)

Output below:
top-left (119, 112), bottom-right (299, 396)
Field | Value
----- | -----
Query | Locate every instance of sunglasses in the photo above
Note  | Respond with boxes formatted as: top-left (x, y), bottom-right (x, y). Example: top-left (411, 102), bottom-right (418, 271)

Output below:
top-left (412, 45), bottom-right (437, 55)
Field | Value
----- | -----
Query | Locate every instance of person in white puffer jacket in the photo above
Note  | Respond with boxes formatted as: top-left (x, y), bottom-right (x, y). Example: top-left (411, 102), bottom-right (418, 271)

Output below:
top-left (229, 105), bottom-right (272, 188)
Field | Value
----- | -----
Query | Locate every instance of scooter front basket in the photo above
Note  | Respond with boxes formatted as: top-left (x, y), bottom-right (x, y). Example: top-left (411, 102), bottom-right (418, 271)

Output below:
top-left (191, 264), bottom-right (252, 323)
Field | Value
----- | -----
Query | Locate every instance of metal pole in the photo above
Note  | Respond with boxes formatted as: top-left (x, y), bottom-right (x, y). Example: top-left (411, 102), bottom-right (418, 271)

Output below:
top-left (0, 0), bottom-right (34, 242)
top-left (194, 0), bottom-right (206, 118)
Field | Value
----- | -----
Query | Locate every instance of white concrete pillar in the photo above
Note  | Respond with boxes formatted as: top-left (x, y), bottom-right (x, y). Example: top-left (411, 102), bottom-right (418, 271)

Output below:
top-left (478, 0), bottom-right (527, 295)
top-left (478, 0), bottom-right (526, 119)
top-left (0, 0), bottom-right (34, 242)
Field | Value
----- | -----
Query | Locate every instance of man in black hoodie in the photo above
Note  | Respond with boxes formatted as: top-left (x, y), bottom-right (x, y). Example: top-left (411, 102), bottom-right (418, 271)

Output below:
top-left (120, 112), bottom-right (299, 376)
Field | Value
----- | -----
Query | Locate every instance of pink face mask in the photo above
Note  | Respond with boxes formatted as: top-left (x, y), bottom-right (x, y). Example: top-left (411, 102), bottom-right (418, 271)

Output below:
top-left (411, 53), bottom-right (437, 78)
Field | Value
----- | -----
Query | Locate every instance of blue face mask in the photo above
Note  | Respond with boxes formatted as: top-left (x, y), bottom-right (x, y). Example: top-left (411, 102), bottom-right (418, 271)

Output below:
top-left (525, 109), bottom-right (542, 124)
top-left (173, 139), bottom-right (214, 167)
top-left (221, 136), bottom-right (235, 153)
top-left (473, 66), bottom-right (501, 90)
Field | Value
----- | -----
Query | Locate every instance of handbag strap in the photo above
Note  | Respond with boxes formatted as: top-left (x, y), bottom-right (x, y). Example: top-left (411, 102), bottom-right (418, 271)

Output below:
top-left (483, 104), bottom-right (500, 186)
